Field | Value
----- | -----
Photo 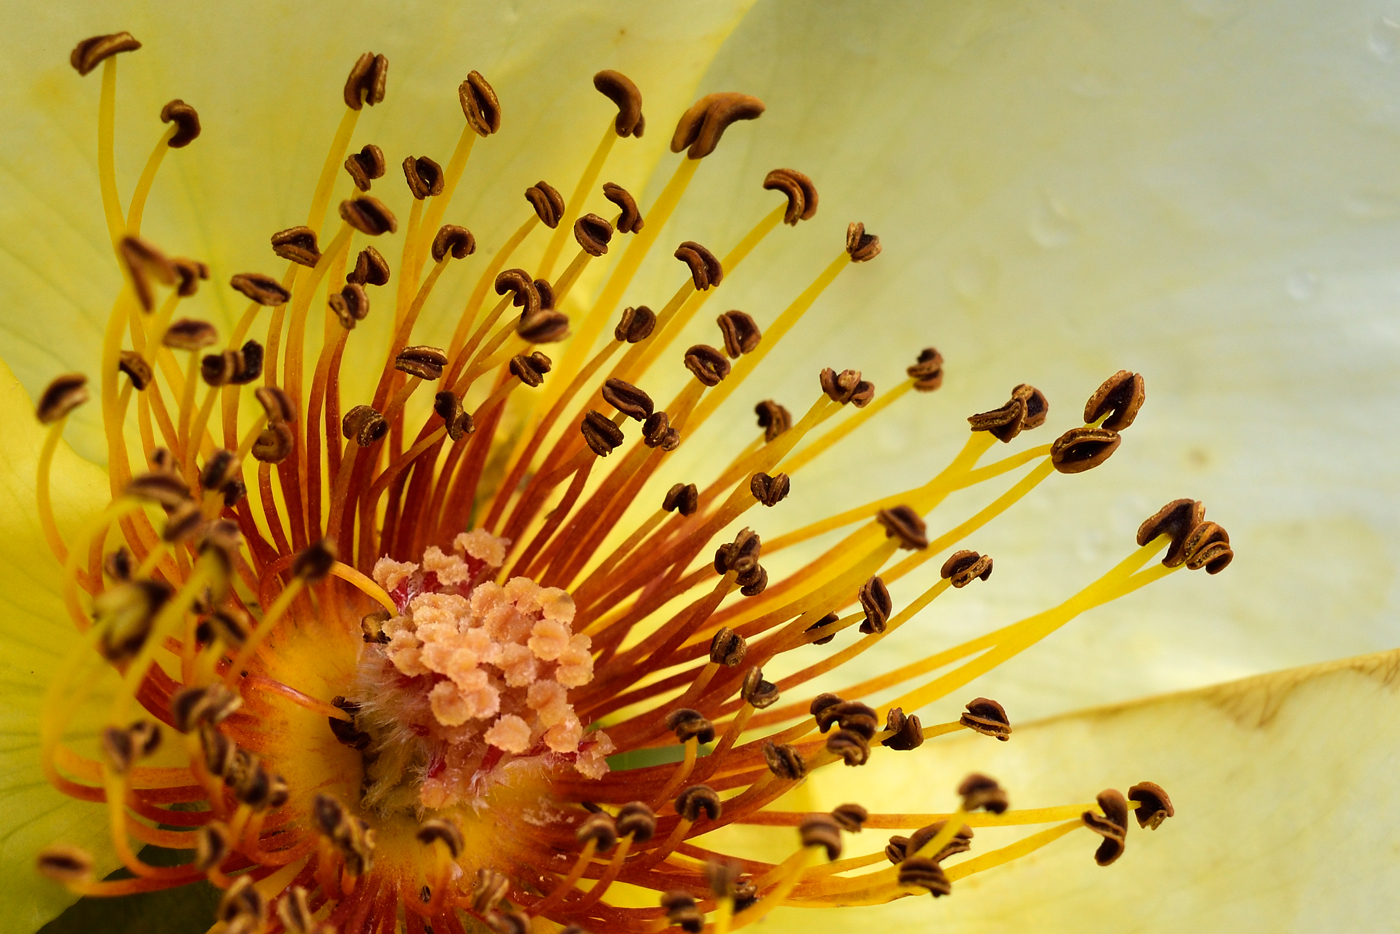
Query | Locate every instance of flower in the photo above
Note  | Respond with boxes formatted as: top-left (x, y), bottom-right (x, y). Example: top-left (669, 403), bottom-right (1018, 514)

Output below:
top-left (2, 3), bottom-right (1397, 934)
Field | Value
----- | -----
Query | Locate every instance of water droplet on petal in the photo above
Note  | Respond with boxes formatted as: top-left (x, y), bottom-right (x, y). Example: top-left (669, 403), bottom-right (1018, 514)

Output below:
top-left (1029, 194), bottom-right (1077, 249)
top-left (1285, 270), bottom-right (1318, 302)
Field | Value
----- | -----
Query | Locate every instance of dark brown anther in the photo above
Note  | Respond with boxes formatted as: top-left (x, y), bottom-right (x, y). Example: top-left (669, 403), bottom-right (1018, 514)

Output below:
top-left (402, 155), bottom-right (444, 200)
top-left (815, 700), bottom-right (879, 739)
top-left (881, 710), bottom-right (923, 752)
top-left (741, 666), bottom-right (780, 708)
top-left (1184, 520), bottom-right (1234, 574)
top-left (218, 875), bottom-right (266, 926)
top-left (671, 92), bottom-right (765, 159)
top-left (518, 309), bottom-right (570, 344)
top-left (101, 726), bottom-right (135, 774)
top-left (577, 812), bottom-right (618, 852)
top-left (717, 311), bottom-right (761, 359)
top-left (524, 181), bottom-right (565, 228)
top-left (805, 612), bottom-right (839, 645)
top-left (36, 374), bottom-right (89, 423)
top-left (903, 821), bottom-right (974, 863)
top-left (958, 773), bottom-right (1009, 814)
top-left (126, 470), bottom-right (190, 507)
top-left (395, 345), bottom-right (449, 381)
top-left (968, 383), bottom-right (1049, 442)
top-left (256, 386), bottom-right (296, 424)
top-left (149, 447), bottom-right (180, 473)
top-left (276, 887), bottom-right (316, 934)
top-left (960, 697), bottom-right (1011, 741)
top-left (581, 410), bottom-right (625, 456)
top-left (360, 609), bottom-right (392, 644)
top-left (749, 400), bottom-right (791, 443)
top-left (509, 351), bottom-right (552, 388)
top-left (433, 391), bottom-right (475, 441)
top-left (1127, 781), bottom-right (1175, 830)
top-left (270, 226), bottom-right (320, 267)
top-left (343, 405), bottom-right (388, 447)
top-left (292, 539), bottom-right (336, 583)
top-left (714, 527), bottom-right (761, 575)
top-left (602, 378), bottom-right (653, 421)
top-left (674, 241), bottom-right (723, 290)
top-left (826, 728), bottom-right (871, 766)
top-left (416, 819), bottom-right (464, 858)
top-left (200, 349), bottom-right (243, 387)
top-left (344, 52), bottom-right (388, 109)
top-left (70, 32), bottom-right (141, 76)
top-left (473, 869), bottom-right (509, 914)
top-left (603, 182), bottom-right (644, 233)
top-left (159, 99), bottom-right (200, 148)
top-left (230, 272), bottom-right (291, 306)
top-left (877, 505), bottom-right (929, 550)
top-left (642, 411), bottom-right (681, 450)
top-left (749, 471), bottom-right (791, 507)
top-left (831, 803), bottom-right (868, 834)
top-left (231, 758), bottom-right (274, 810)
top-left (195, 821), bottom-right (231, 872)
top-left (665, 708), bottom-right (715, 745)
top-left (534, 277), bottom-right (557, 310)
top-left (819, 367), bottom-right (875, 407)
top-left (661, 892), bottom-right (703, 934)
top-left (253, 422), bottom-right (293, 465)
top-left (762, 740), bottom-right (806, 780)
top-left (845, 221), bottom-right (882, 262)
top-left (231, 340), bottom-right (263, 385)
top-left (199, 449), bottom-right (239, 494)
top-left (340, 196), bottom-right (398, 236)
top-left (170, 683), bottom-right (241, 732)
top-left (487, 910), bottom-right (532, 934)
top-left (119, 236), bottom-right (175, 311)
top-left (899, 857), bottom-right (951, 897)
top-left (459, 71), bottom-right (501, 136)
top-left (858, 576), bottom-right (893, 634)
top-left (1082, 788), bottom-right (1130, 866)
top-left (616, 802), bottom-right (657, 842)
top-left (162, 501), bottom-right (205, 543)
top-left (594, 70), bottom-right (645, 137)
top-left (675, 784), bottom-right (722, 822)
top-left (810, 693), bottom-right (843, 717)
top-left (199, 520), bottom-right (245, 571)
top-left (104, 547), bottom-right (133, 581)
top-left (431, 225), bottom-right (476, 262)
top-left (705, 859), bottom-right (740, 899)
top-left (171, 257), bottom-right (210, 297)
top-left (1051, 426), bottom-right (1121, 474)
top-left (204, 608), bottom-right (251, 648)
top-left (940, 550), bottom-right (993, 588)
top-left (496, 268), bottom-right (540, 315)
top-left (1136, 499), bottom-right (1206, 568)
top-left (163, 318), bottom-right (218, 352)
top-left (709, 627), bottom-right (747, 667)
top-left (615, 305), bottom-right (656, 343)
top-left (573, 213), bottom-right (614, 257)
top-left (1085, 370), bottom-right (1146, 431)
top-left (344, 144), bottom-right (386, 191)
top-left (763, 168), bottom-right (818, 225)
top-left (907, 348), bottom-right (945, 392)
top-left (329, 283), bottom-right (371, 330)
top-left (37, 845), bottom-right (93, 883)
top-left (349, 245), bottom-right (390, 286)
top-left (684, 344), bottom-right (730, 386)
top-left (739, 561), bottom-right (769, 597)
top-left (797, 814), bottom-right (843, 861)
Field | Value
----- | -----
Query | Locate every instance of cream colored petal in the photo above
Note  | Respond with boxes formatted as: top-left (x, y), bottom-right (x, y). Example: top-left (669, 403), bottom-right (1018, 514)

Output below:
top-left (793, 647), bottom-right (1400, 932)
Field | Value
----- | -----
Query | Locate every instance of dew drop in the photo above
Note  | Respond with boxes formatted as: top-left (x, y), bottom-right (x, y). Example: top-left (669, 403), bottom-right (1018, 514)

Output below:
top-left (1029, 194), bottom-right (1077, 249)
top-left (1370, 16), bottom-right (1400, 61)
top-left (1285, 270), bottom-right (1318, 302)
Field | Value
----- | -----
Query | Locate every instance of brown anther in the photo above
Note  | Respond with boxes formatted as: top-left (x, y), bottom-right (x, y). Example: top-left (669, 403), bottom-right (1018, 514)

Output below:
top-left (741, 666), bottom-right (780, 708)
top-left (903, 820), bottom-right (974, 863)
top-left (762, 740), bottom-right (806, 780)
top-left (344, 144), bottom-right (386, 191)
top-left (433, 391), bottom-right (475, 441)
top-left (675, 784), bottom-right (722, 822)
top-left (716, 311), bottom-right (761, 359)
top-left (344, 52), bottom-right (388, 109)
top-left (815, 700), bottom-right (879, 739)
top-left (958, 773), bottom-right (1009, 814)
top-left (752, 400), bottom-right (792, 443)
top-left (204, 608), bottom-right (251, 648)
top-left (714, 528), bottom-right (761, 575)
top-left (395, 345), bottom-right (449, 381)
top-left (642, 411), bottom-right (680, 450)
top-left (674, 241), bottom-right (723, 290)
top-left (799, 814), bottom-right (844, 860)
top-left (845, 221), bottom-right (882, 262)
top-left (276, 887), bottom-right (316, 934)
top-left (416, 819), bottom-right (464, 858)
top-left (195, 821), bottom-right (231, 872)
top-left (1128, 781), bottom-right (1175, 830)
top-left (1184, 520), bottom-right (1234, 574)
top-left (256, 386), bottom-right (296, 424)
top-left (36, 374), bottom-right (89, 423)
top-left (252, 422), bottom-right (294, 464)
top-left (1137, 498), bottom-right (1206, 568)
top-left (343, 405), bottom-right (388, 447)
top-left (524, 181), bottom-right (565, 228)
top-left (328, 710), bottom-right (371, 751)
top-left (1083, 788), bottom-right (1130, 866)
top-left (329, 283), bottom-right (371, 330)
top-left (340, 197), bottom-right (398, 236)
top-left (705, 859), bottom-right (741, 899)
top-left (1051, 426), bottom-right (1122, 474)
top-left (960, 697), bottom-right (1012, 741)
top-left (940, 549), bottom-right (994, 588)
top-left (292, 539), bottom-right (336, 583)
top-left (70, 32), bottom-right (140, 76)
top-left (826, 728), bottom-right (871, 766)
top-left (750, 471), bottom-right (790, 507)
top-left (594, 70), bottom-right (645, 137)
top-left (472, 869), bottom-right (509, 914)
top-left (534, 277), bottom-right (557, 310)
top-left (199, 449), bottom-right (240, 494)
top-left (737, 562), bottom-right (769, 597)
top-left (230, 272), bottom-right (291, 306)
top-left (898, 857), bottom-right (951, 897)
top-left (360, 609), bottom-right (392, 645)
top-left (822, 806), bottom-right (867, 838)
top-left (218, 875), bottom-right (266, 925)
top-left (907, 348), bottom-right (945, 392)
top-left (877, 505), bottom-right (929, 550)
top-left (159, 99), bottom-right (200, 148)
top-left (199, 519), bottom-right (245, 569)
top-left (761, 167), bottom-right (819, 225)
top-left (602, 378), bottom-right (653, 421)
top-left (488, 910), bottom-right (528, 934)
top-left (171, 258), bottom-right (210, 297)
top-left (101, 726), bottom-right (135, 774)
top-left (269, 226), bottom-right (320, 267)
top-left (819, 367), bottom-right (875, 407)
top-left (810, 693), bottom-right (843, 717)
top-left (231, 341), bottom-right (264, 385)
top-left (162, 501), bottom-right (204, 543)
top-left (37, 845), bottom-right (93, 883)
top-left (104, 547), bottom-right (133, 581)
top-left (171, 683), bottom-right (241, 732)
top-left (659, 484), bottom-right (699, 522)
top-left (1085, 370), bottom-right (1146, 431)
top-left (126, 470), bottom-right (190, 507)
top-left (856, 576), bottom-right (893, 634)
top-left (232, 759), bottom-right (275, 809)
top-left (968, 383), bottom-right (1049, 442)
top-left (665, 708), bottom-right (715, 745)
top-left (806, 612), bottom-right (839, 645)
top-left (459, 71), bottom-right (501, 136)
top-left (402, 155), bottom-right (444, 200)
top-left (684, 344), bottom-right (730, 386)
top-left (581, 410), bottom-right (625, 456)
top-left (505, 351), bottom-right (549, 388)
top-left (163, 318), bottom-right (218, 352)
top-left (616, 802), bottom-right (657, 842)
top-left (671, 92), bottom-right (765, 159)
top-left (573, 212), bottom-right (614, 257)
top-left (518, 309), bottom-right (570, 344)
top-left (496, 268), bottom-right (540, 315)
top-left (661, 892), bottom-right (703, 934)
top-left (432, 225), bottom-right (476, 262)
top-left (615, 305), bottom-right (656, 343)
top-left (119, 236), bottom-right (175, 311)
top-left (709, 627), bottom-right (747, 667)
top-left (577, 812), bottom-right (618, 852)
top-left (200, 349), bottom-right (242, 387)
top-left (603, 182), bottom-right (644, 233)
top-left (348, 245), bottom-right (390, 286)
top-left (149, 448), bottom-right (176, 475)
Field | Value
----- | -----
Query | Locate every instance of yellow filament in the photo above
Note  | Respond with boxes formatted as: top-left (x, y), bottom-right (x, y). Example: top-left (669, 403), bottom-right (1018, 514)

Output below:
top-left (37, 418), bottom-right (70, 564)
top-left (651, 737), bottom-right (700, 809)
top-left (539, 124), bottom-right (616, 278)
top-left (113, 564), bottom-right (213, 723)
top-left (306, 107), bottom-right (361, 236)
top-left (395, 198), bottom-right (425, 329)
top-left (736, 847), bottom-right (820, 928)
top-left (227, 578), bottom-right (306, 680)
top-left (97, 58), bottom-right (125, 247)
top-left (532, 837), bottom-right (598, 915)
top-left (414, 127), bottom-right (478, 279)
top-left (445, 217), bottom-right (539, 363)
top-left (125, 124), bottom-right (178, 235)
top-left (711, 896), bottom-right (733, 934)
top-left (328, 562), bottom-right (397, 613)
top-left (782, 381), bottom-right (913, 476)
